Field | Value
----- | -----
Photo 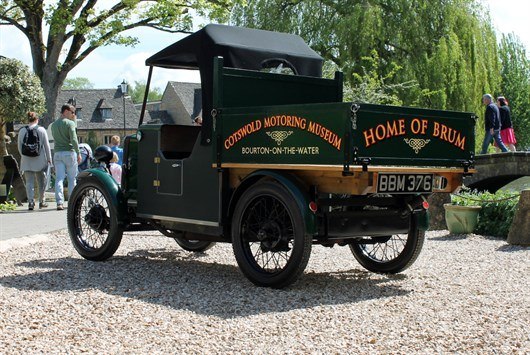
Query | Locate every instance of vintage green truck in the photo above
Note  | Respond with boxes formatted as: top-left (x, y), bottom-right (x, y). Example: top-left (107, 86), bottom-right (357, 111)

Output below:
top-left (67, 24), bottom-right (476, 288)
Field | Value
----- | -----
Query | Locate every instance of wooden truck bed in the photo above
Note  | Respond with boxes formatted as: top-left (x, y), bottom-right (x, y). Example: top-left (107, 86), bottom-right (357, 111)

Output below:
top-left (226, 164), bottom-right (475, 195)
top-left (212, 58), bottom-right (476, 196)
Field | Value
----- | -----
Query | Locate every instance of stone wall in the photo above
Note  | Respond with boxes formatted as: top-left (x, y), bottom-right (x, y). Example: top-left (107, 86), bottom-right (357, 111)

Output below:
top-left (507, 190), bottom-right (530, 245)
top-left (428, 192), bottom-right (451, 230)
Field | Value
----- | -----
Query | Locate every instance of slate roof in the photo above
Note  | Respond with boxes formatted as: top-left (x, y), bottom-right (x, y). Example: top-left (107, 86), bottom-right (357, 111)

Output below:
top-left (167, 81), bottom-right (201, 116)
top-left (147, 110), bottom-right (173, 124)
top-left (56, 89), bottom-right (145, 130)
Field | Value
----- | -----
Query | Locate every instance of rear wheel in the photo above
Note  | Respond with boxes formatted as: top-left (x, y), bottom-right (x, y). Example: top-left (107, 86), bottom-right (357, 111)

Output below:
top-left (232, 181), bottom-right (311, 288)
top-left (349, 215), bottom-right (424, 273)
top-left (67, 177), bottom-right (123, 261)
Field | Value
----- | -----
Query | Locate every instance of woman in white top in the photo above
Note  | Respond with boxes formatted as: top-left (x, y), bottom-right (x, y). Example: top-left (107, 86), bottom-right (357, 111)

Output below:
top-left (109, 152), bottom-right (122, 184)
top-left (17, 112), bottom-right (52, 210)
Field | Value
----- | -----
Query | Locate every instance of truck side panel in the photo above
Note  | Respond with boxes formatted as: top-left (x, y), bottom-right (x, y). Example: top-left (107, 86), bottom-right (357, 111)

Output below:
top-left (352, 104), bottom-right (476, 168)
top-left (216, 102), bottom-right (351, 166)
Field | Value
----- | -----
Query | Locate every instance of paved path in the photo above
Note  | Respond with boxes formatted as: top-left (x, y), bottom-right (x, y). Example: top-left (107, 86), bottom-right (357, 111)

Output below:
top-left (0, 204), bottom-right (68, 241)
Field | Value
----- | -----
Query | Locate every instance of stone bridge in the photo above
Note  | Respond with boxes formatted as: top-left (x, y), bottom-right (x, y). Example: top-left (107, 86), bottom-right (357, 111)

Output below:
top-left (463, 152), bottom-right (530, 192)
top-left (428, 151), bottom-right (530, 230)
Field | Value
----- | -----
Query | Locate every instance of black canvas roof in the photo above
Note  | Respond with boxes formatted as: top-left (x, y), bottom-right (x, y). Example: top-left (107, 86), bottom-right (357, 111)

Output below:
top-left (143, 24), bottom-right (324, 145)
top-left (145, 24), bottom-right (323, 76)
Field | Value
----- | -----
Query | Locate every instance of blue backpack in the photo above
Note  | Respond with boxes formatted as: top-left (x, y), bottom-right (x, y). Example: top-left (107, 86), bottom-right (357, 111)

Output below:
top-left (78, 145), bottom-right (93, 172)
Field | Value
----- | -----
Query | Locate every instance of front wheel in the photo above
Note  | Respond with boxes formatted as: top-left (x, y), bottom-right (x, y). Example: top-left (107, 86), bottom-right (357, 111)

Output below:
top-left (232, 181), bottom-right (312, 288)
top-left (67, 176), bottom-right (123, 261)
top-left (349, 214), bottom-right (425, 274)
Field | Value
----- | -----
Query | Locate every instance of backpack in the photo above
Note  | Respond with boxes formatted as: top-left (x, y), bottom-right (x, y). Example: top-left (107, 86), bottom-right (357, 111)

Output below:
top-left (78, 144), bottom-right (93, 172)
top-left (21, 126), bottom-right (40, 157)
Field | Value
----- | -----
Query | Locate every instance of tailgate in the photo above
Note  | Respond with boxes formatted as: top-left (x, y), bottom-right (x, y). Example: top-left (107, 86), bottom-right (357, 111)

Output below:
top-left (352, 103), bottom-right (476, 168)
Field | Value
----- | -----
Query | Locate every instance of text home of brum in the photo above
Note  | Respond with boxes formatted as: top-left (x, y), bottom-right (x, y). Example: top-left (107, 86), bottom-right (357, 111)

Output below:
top-left (362, 118), bottom-right (466, 150)
top-left (223, 115), bottom-right (342, 150)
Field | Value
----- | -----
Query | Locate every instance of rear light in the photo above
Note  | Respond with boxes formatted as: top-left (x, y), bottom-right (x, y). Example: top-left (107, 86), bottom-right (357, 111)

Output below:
top-left (308, 201), bottom-right (317, 213)
top-left (422, 200), bottom-right (430, 210)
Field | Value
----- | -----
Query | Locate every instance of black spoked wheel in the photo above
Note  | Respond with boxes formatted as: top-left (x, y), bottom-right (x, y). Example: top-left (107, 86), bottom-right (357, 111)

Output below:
top-left (173, 232), bottom-right (215, 252)
top-left (67, 177), bottom-right (123, 261)
top-left (349, 215), bottom-right (425, 274)
top-left (232, 181), bottom-right (311, 288)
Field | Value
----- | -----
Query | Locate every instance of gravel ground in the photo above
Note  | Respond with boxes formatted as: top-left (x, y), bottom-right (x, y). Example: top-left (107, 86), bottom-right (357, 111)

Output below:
top-left (0, 230), bottom-right (528, 354)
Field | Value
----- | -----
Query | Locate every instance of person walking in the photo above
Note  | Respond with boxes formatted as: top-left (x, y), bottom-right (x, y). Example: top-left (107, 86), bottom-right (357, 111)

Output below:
top-left (480, 94), bottom-right (508, 154)
top-left (109, 135), bottom-right (123, 166)
top-left (496, 96), bottom-right (517, 152)
top-left (17, 112), bottom-right (52, 210)
top-left (50, 104), bottom-right (82, 210)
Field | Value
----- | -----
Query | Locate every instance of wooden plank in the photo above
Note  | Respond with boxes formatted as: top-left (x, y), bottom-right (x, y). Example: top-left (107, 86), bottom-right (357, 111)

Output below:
top-left (218, 163), bottom-right (475, 174)
top-left (228, 165), bottom-right (466, 195)
top-left (228, 168), bottom-right (373, 194)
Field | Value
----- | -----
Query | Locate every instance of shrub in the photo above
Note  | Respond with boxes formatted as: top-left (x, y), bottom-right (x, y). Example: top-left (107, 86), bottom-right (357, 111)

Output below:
top-left (0, 201), bottom-right (17, 212)
top-left (451, 189), bottom-right (520, 238)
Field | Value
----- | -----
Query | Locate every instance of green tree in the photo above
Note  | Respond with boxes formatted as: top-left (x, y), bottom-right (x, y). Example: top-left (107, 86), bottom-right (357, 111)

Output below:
top-left (499, 33), bottom-right (530, 150)
top-left (0, 57), bottom-right (45, 182)
top-left (338, 50), bottom-right (416, 105)
top-left (0, 57), bottom-right (45, 157)
top-left (63, 77), bottom-right (95, 89)
top-left (129, 80), bottom-right (163, 104)
top-left (232, 0), bottom-right (501, 151)
top-left (0, 0), bottom-right (239, 126)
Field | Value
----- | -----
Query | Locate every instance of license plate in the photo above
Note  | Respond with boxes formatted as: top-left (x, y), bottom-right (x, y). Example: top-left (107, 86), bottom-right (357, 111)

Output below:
top-left (377, 173), bottom-right (433, 194)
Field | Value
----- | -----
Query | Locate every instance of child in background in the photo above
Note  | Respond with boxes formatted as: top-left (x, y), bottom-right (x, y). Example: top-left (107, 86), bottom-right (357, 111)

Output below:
top-left (109, 152), bottom-right (122, 184)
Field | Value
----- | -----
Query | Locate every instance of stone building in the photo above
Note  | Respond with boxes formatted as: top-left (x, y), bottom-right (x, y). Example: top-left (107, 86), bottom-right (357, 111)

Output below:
top-left (13, 81), bottom-right (200, 149)
top-left (56, 88), bottom-right (143, 146)
top-left (142, 81), bottom-right (202, 125)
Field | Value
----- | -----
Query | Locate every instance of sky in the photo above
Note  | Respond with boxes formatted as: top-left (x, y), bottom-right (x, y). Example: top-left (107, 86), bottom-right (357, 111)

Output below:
top-left (0, 0), bottom-right (528, 91)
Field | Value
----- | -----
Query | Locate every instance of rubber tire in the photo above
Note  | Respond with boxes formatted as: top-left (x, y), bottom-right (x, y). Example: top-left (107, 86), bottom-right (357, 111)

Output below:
top-left (349, 215), bottom-right (425, 274)
top-left (67, 176), bottom-right (123, 261)
top-left (173, 234), bottom-right (215, 252)
top-left (232, 181), bottom-right (312, 288)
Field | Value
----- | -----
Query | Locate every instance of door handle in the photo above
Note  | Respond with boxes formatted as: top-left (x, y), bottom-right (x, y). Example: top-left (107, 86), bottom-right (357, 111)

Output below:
top-left (172, 163), bottom-right (181, 168)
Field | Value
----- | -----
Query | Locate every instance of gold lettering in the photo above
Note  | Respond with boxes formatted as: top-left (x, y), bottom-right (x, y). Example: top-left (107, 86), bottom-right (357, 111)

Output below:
top-left (440, 125), bottom-right (448, 141)
top-left (420, 119), bottom-right (428, 134)
top-left (375, 124), bottom-right (386, 141)
top-left (399, 119), bottom-right (406, 135)
top-left (455, 134), bottom-right (466, 150)
top-left (364, 128), bottom-right (376, 147)
top-left (411, 118), bottom-right (421, 134)
top-left (433, 122), bottom-right (440, 137)
top-left (224, 119), bottom-right (262, 150)
top-left (332, 135), bottom-right (342, 150)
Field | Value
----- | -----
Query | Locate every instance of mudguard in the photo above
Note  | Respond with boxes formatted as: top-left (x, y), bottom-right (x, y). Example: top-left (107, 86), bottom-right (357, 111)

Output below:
top-left (230, 170), bottom-right (317, 235)
top-left (76, 168), bottom-right (128, 225)
top-left (415, 210), bottom-right (429, 231)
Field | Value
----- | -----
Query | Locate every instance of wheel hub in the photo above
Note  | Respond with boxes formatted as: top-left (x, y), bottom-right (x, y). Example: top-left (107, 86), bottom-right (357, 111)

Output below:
top-left (84, 204), bottom-right (109, 233)
top-left (257, 220), bottom-right (290, 252)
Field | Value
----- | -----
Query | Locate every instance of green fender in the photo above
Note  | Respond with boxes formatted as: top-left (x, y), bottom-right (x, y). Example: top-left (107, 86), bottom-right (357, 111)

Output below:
top-left (76, 168), bottom-right (128, 225)
top-left (230, 170), bottom-right (317, 235)
top-left (415, 210), bottom-right (429, 231)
